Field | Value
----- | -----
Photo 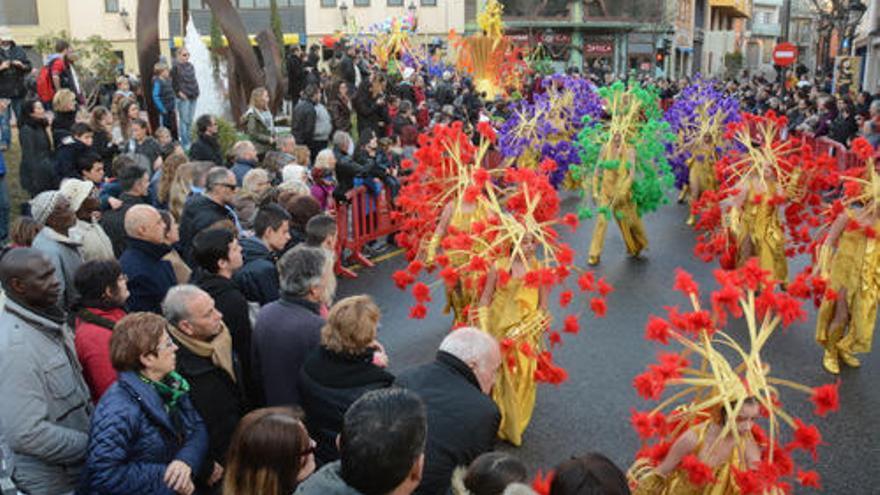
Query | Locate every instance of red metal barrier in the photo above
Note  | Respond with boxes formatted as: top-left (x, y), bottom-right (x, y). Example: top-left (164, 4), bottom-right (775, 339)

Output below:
top-left (333, 183), bottom-right (402, 279)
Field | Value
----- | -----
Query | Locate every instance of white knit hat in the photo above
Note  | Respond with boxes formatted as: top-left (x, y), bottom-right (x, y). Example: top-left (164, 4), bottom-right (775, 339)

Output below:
top-left (59, 178), bottom-right (95, 213)
top-left (30, 190), bottom-right (63, 226)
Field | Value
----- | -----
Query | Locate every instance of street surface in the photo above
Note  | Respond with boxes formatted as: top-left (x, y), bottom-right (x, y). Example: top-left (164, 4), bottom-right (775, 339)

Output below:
top-left (336, 191), bottom-right (879, 493)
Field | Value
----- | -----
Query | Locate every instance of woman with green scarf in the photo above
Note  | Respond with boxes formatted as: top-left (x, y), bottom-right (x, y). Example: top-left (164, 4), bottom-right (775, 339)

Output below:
top-left (81, 312), bottom-right (209, 495)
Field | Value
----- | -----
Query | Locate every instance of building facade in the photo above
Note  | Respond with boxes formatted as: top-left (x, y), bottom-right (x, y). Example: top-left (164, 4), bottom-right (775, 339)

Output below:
top-left (745, 0), bottom-right (780, 73)
top-left (464, 0), bottom-right (674, 77)
top-left (854, 0), bottom-right (880, 93)
top-left (2, 0), bottom-right (173, 74)
top-left (167, 0), bottom-right (305, 48)
top-left (305, 0), bottom-right (465, 41)
top-left (700, 0), bottom-right (750, 76)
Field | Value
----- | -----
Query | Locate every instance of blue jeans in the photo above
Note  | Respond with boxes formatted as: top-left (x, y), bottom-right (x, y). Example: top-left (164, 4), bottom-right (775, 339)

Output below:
top-left (0, 176), bottom-right (9, 242)
top-left (0, 98), bottom-right (22, 149)
top-left (176, 97), bottom-right (196, 149)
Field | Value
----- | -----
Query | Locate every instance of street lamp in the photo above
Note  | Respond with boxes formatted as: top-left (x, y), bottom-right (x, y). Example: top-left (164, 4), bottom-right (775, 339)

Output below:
top-left (407, 0), bottom-right (417, 17)
top-left (339, 1), bottom-right (349, 25)
top-left (844, 0), bottom-right (866, 54)
top-left (847, 0), bottom-right (867, 29)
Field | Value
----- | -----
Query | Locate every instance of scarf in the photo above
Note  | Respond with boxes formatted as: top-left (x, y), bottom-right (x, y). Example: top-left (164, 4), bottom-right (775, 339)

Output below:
top-left (168, 323), bottom-right (237, 383)
top-left (140, 370), bottom-right (190, 412)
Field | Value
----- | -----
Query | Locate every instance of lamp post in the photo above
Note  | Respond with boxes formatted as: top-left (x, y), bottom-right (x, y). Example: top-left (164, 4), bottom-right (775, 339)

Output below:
top-left (339, 0), bottom-right (349, 26)
top-left (845, 0), bottom-right (867, 55)
top-left (407, 0), bottom-right (418, 31)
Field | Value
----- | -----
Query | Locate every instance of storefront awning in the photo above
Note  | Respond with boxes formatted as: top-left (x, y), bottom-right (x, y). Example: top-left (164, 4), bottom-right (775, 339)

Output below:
top-left (709, 0), bottom-right (750, 18)
top-left (172, 33), bottom-right (300, 48)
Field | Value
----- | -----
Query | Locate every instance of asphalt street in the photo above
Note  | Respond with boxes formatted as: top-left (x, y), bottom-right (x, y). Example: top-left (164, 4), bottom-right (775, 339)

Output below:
top-left (335, 191), bottom-right (880, 493)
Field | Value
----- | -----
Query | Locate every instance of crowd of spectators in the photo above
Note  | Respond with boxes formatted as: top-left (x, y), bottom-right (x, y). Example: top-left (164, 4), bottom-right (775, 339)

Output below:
top-left (2, 32), bottom-right (879, 495)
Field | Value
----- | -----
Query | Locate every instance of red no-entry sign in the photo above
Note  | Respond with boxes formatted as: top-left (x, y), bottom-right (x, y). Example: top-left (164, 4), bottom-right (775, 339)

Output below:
top-left (773, 42), bottom-right (798, 66)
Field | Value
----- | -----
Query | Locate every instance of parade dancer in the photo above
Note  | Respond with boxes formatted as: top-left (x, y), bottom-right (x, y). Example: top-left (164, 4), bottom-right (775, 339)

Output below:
top-left (663, 80), bottom-right (739, 225)
top-left (628, 263), bottom-right (839, 494)
top-left (693, 112), bottom-right (831, 282)
top-left (395, 122), bottom-right (611, 446)
top-left (573, 81), bottom-right (674, 266)
top-left (814, 137), bottom-right (880, 374)
top-left (587, 132), bottom-right (647, 265)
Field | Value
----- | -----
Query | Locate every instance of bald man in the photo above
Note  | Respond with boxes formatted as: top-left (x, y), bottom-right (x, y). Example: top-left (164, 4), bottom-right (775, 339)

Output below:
top-left (0, 248), bottom-right (93, 494)
top-left (119, 204), bottom-right (177, 313)
top-left (395, 327), bottom-right (502, 495)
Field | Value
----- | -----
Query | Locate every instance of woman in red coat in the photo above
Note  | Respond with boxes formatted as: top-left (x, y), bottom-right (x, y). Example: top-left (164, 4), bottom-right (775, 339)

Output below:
top-left (73, 259), bottom-right (130, 402)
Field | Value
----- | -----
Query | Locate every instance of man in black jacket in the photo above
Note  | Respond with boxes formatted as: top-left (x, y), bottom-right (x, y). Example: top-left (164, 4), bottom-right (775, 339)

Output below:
top-left (395, 327), bottom-right (502, 495)
top-left (0, 33), bottom-right (32, 150)
top-left (189, 114), bottom-right (224, 166)
top-left (330, 130), bottom-right (367, 203)
top-left (234, 204), bottom-right (290, 306)
top-left (178, 167), bottom-right (240, 263)
top-left (252, 245), bottom-right (332, 408)
top-left (163, 285), bottom-right (243, 490)
top-left (99, 158), bottom-right (150, 257)
top-left (286, 45), bottom-right (306, 107)
top-left (191, 228), bottom-right (260, 406)
top-left (291, 84), bottom-right (318, 152)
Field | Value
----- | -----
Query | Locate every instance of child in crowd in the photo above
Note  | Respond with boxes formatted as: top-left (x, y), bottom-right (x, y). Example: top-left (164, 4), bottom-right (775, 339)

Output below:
top-left (151, 63), bottom-right (177, 139)
top-left (55, 122), bottom-right (95, 180)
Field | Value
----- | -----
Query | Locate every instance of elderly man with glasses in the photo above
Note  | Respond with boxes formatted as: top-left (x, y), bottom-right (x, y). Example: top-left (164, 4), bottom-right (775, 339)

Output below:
top-left (178, 167), bottom-right (242, 264)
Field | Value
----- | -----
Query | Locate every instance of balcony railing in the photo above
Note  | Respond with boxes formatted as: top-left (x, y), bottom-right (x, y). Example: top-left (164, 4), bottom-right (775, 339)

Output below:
top-left (751, 23), bottom-right (781, 37)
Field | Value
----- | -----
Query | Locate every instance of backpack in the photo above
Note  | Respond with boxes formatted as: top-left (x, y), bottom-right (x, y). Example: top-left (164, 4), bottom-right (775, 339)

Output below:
top-left (36, 65), bottom-right (54, 104)
top-left (36, 57), bottom-right (64, 104)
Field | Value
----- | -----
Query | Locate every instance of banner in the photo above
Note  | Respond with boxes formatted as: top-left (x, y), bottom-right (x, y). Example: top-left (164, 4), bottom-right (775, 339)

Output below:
top-left (833, 56), bottom-right (862, 98)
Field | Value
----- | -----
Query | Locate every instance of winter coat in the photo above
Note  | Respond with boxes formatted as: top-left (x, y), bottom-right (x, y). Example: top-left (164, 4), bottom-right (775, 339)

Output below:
top-left (332, 146), bottom-right (367, 202)
top-left (298, 347), bottom-right (394, 464)
top-left (328, 96), bottom-right (352, 133)
top-left (74, 306), bottom-right (127, 402)
top-left (179, 193), bottom-right (238, 263)
top-left (310, 179), bottom-right (335, 210)
top-left (119, 238), bottom-right (176, 314)
top-left (291, 99), bottom-right (317, 148)
top-left (242, 108), bottom-right (275, 156)
top-left (0, 298), bottom-right (93, 495)
top-left (0, 42), bottom-right (32, 99)
top-left (352, 88), bottom-right (386, 137)
top-left (80, 371), bottom-right (209, 495)
top-left (31, 227), bottom-right (83, 310)
top-left (189, 134), bottom-right (224, 166)
top-left (69, 218), bottom-right (115, 262)
top-left (100, 193), bottom-right (149, 257)
top-left (54, 136), bottom-right (92, 180)
top-left (339, 56), bottom-right (356, 86)
top-left (396, 351), bottom-right (501, 495)
top-left (193, 271), bottom-right (258, 406)
top-left (314, 103), bottom-right (333, 143)
top-left (171, 61), bottom-right (200, 100)
top-left (92, 129), bottom-right (119, 167)
top-left (286, 53), bottom-right (306, 101)
top-left (19, 120), bottom-right (56, 196)
top-left (294, 461), bottom-right (363, 495)
top-left (52, 110), bottom-right (76, 145)
top-left (233, 235), bottom-right (280, 306)
top-left (172, 332), bottom-right (244, 466)
top-left (252, 295), bottom-right (323, 408)
top-left (231, 159), bottom-right (256, 186)
top-left (152, 77), bottom-right (175, 116)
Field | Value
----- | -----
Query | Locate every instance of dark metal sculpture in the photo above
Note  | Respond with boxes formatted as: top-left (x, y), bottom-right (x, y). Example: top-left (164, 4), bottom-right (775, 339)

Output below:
top-left (256, 30), bottom-right (286, 115)
top-left (136, 0), bottom-right (277, 124)
top-left (136, 0), bottom-right (161, 130)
